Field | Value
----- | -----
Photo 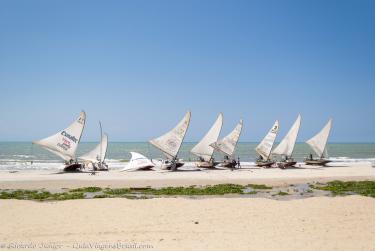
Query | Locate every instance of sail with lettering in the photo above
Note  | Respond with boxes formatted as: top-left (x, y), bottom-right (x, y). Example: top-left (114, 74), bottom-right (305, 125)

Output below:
top-left (149, 111), bottom-right (191, 160)
top-left (191, 113), bottom-right (223, 162)
top-left (306, 119), bottom-right (332, 158)
top-left (210, 119), bottom-right (243, 156)
top-left (33, 111), bottom-right (86, 162)
top-left (255, 120), bottom-right (279, 160)
top-left (272, 115), bottom-right (301, 157)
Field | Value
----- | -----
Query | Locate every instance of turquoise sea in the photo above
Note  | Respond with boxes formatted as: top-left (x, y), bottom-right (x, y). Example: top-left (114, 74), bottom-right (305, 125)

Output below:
top-left (0, 142), bottom-right (374, 170)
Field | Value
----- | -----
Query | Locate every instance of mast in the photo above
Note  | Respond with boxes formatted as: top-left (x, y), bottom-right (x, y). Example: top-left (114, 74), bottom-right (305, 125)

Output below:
top-left (99, 121), bottom-right (103, 162)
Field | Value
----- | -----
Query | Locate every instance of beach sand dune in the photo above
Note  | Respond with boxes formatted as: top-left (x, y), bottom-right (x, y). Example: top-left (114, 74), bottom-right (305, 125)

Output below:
top-left (1, 196), bottom-right (375, 251)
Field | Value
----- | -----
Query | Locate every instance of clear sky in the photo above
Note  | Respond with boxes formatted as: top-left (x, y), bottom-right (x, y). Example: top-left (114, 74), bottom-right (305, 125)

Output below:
top-left (0, 0), bottom-right (374, 142)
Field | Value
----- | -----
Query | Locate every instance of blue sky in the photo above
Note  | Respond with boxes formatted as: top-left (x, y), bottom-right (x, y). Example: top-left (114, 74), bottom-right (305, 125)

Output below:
top-left (0, 0), bottom-right (374, 142)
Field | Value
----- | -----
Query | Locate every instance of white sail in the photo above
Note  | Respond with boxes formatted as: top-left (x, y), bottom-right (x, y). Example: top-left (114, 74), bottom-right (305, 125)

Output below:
top-left (210, 119), bottom-right (243, 157)
top-left (33, 111), bottom-right (86, 162)
top-left (149, 111), bottom-right (191, 160)
top-left (80, 133), bottom-right (108, 163)
top-left (255, 120), bottom-right (279, 160)
top-left (306, 119), bottom-right (332, 158)
top-left (272, 115), bottom-right (301, 157)
top-left (121, 152), bottom-right (155, 171)
top-left (191, 113), bottom-right (223, 162)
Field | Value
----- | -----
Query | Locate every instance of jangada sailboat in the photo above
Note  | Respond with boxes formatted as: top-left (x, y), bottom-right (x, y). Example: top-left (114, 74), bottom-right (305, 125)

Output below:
top-left (210, 119), bottom-right (243, 168)
top-left (272, 115), bottom-right (301, 169)
top-left (33, 111), bottom-right (86, 172)
top-left (121, 152), bottom-right (155, 171)
top-left (191, 113), bottom-right (223, 168)
top-left (149, 111), bottom-right (191, 171)
top-left (255, 120), bottom-right (279, 167)
top-left (305, 119), bottom-right (333, 166)
top-left (80, 122), bottom-right (108, 171)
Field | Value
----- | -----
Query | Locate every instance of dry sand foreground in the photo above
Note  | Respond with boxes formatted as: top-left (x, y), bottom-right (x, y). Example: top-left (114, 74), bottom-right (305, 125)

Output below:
top-left (1, 196), bottom-right (375, 251)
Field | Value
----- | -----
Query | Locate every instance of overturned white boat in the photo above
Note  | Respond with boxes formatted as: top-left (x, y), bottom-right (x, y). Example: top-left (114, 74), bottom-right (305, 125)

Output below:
top-left (80, 122), bottom-right (108, 171)
top-left (210, 119), bottom-right (243, 168)
top-left (305, 119), bottom-right (333, 166)
top-left (191, 113), bottom-right (223, 168)
top-left (33, 111), bottom-right (86, 172)
top-left (121, 152), bottom-right (155, 171)
top-left (255, 120), bottom-right (279, 167)
top-left (149, 111), bottom-right (191, 171)
top-left (272, 115), bottom-right (301, 169)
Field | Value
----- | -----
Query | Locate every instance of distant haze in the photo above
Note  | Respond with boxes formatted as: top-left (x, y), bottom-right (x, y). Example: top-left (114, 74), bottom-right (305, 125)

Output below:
top-left (0, 0), bottom-right (374, 142)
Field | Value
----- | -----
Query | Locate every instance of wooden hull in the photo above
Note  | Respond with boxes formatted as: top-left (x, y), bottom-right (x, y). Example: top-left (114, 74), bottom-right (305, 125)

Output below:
top-left (256, 161), bottom-right (275, 167)
top-left (63, 163), bottom-right (83, 172)
top-left (195, 161), bottom-right (217, 168)
top-left (161, 161), bottom-right (185, 170)
top-left (220, 160), bottom-right (237, 168)
top-left (277, 161), bottom-right (297, 169)
top-left (305, 159), bottom-right (331, 166)
top-left (95, 162), bottom-right (109, 171)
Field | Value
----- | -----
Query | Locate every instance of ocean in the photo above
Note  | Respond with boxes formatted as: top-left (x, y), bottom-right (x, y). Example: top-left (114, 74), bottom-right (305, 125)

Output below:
top-left (0, 142), bottom-right (374, 170)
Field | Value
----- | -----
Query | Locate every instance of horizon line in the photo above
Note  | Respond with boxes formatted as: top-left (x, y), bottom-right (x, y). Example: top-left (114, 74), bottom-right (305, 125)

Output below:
top-left (1, 141), bottom-right (375, 144)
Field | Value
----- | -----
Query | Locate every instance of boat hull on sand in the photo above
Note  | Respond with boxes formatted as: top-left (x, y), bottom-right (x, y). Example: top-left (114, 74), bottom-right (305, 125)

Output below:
top-left (219, 160), bottom-right (237, 168)
top-left (161, 161), bottom-right (185, 170)
top-left (305, 159), bottom-right (331, 166)
top-left (95, 162), bottom-right (109, 171)
top-left (256, 160), bottom-right (275, 168)
top-left (63, 163), bottom-right (83, 172)
top-left (195, 160), bottom-right (218, 168)
top-left (277, 160), bottom-right (297, 169)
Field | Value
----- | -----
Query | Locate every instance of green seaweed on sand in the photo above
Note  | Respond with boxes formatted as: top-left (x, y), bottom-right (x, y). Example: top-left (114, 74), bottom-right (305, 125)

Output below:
top-left (93, 194), bottom-right (110, 199)
top-left (275, 191), bottom-right (289, 196)
top-left (246, 184), bottom-right (272, 189)
top-left (312, 180), bottom-right (375, 197)
top-left (103, 188), bottom-right (132, 195)
top-left (0, 183), bottom-right (276, 201)
top-left (140, 184), bottom-right (246, 195)
top-left (69, 187), bottom-right (102, 193)
top-left (0, 190), bottom-right (84, 201)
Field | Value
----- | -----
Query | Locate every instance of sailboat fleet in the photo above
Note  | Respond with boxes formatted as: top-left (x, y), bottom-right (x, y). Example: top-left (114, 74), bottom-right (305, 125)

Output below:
top-left (33, 111), bottom-right (333, 172)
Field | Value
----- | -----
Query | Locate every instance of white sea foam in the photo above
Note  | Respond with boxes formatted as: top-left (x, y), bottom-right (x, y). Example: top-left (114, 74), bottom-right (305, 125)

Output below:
top-left (329, 157), bottom-right (375, 163)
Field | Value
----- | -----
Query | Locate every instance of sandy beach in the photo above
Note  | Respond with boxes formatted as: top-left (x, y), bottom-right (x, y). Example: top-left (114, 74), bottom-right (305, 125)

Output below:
top-left (1, 196), bottom-right (375, 251)
top-left (0, 162), bottom-right (374, 190)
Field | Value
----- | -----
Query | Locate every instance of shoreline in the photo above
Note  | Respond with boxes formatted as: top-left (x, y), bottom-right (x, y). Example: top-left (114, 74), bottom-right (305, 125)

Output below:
top-left (0, 162), bottom-right (375, 189)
